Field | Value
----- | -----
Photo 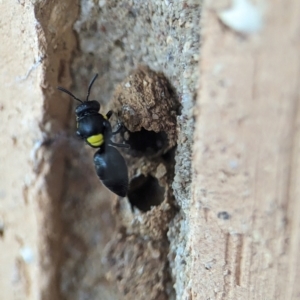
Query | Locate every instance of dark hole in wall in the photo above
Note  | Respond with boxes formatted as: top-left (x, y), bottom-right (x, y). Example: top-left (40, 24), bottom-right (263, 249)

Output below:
top-left (124, 128), bottom-right (168, 156)
top-left (217, 211), bottom-right (231, 220)
top-left (128, 175), bottom-right (165, 212)
top-left (161, 146), bottom-right (176, 164)
top-left (0, 224), bottom-right (4, 238)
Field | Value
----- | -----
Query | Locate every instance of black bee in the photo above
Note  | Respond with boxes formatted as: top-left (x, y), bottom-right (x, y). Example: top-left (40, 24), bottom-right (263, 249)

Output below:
top-left (58, 74), bottom-right (129, 197)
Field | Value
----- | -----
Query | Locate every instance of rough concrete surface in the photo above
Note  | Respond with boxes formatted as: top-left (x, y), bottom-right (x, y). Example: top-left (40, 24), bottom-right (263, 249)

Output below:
top-left (0, 3), bottom-right (43, 299)
top-left (0, 1), bottom-right (79, 299)
top-left (112, 66), bottom-right (178, 150)
top-left (190, 1), bottom-right (300, 299)
top-left (2, 0), bottom-right (299, 300)
top-left (65, 1), bottom-right (200, 299)
top-left (0, 0), bottom-right (199, 299)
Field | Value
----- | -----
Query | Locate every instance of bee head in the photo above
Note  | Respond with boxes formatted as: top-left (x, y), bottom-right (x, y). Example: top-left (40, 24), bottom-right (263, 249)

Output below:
top-left (57, 74), bottom-right (100, 117)
top-left (75, 100), bottom-right (100, 117)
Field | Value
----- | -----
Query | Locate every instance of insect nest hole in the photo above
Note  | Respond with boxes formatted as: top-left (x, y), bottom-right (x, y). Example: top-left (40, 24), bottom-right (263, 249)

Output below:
top-left (127, 174), bottom-right (165, 212)
top-left (123, 128), bottom-right (168, 157)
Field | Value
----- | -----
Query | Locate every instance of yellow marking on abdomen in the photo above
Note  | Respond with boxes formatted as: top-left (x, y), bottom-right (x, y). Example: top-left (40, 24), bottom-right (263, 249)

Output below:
top-left (87, 134), bottom-right (104, 147)
top-left (101, 114), bottom-right (108, 120)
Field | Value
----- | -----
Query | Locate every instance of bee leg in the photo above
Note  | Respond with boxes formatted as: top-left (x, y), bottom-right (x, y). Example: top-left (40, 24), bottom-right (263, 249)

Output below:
top-left (109, 141), bottom-right (130, 149)
top-left (112, 122), bottom-right (124, 135)
top-left (106, 110), bottom-right (113, 120)
top-left (110, 123), bottom-right (129, 148)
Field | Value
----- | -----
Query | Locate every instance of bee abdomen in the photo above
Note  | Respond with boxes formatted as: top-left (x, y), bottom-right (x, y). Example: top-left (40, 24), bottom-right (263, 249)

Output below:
top-left (94, 146), bottom-right (128, 197)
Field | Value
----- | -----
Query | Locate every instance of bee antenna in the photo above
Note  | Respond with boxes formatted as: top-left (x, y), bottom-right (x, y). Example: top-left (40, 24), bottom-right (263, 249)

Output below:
top-left (57, 87), bottom-right (83, 104)
top-left (86, 73), bottom-right (98, 102)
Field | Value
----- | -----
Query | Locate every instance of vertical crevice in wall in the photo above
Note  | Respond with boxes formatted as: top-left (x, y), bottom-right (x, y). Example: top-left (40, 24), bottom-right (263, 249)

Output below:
top-left (32, 1), bottom-right (79, 299)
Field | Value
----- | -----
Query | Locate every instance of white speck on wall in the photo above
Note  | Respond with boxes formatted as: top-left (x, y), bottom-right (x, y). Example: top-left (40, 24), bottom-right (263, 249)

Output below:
top-left (20, 246), bottom-right (35, 264)
top-left (229, 160), bottom-right (239, 169)
top-left (98, 0), bottom-right (106, 7)
top-left (30, 139), bottom-right (43, 162)
top-left (218, 0), bottom-right (263, 34)
top-left (213, 63), bottom-right (224, 76)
